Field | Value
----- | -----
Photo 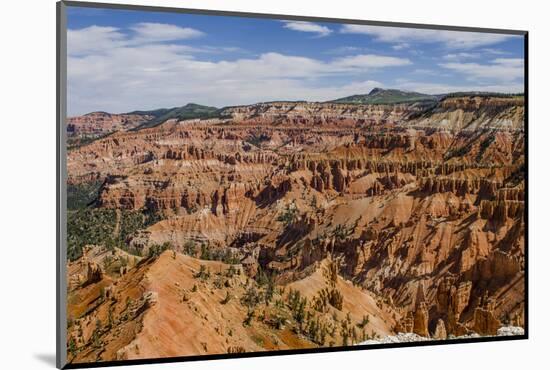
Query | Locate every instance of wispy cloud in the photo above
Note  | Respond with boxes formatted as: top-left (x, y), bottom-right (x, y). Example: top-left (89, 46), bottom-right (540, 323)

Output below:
top-left (392, 43), bottom-right (410, 50)
top-left (412, 68), bottom-right (446, 76)
top-left (130, 22), bottom-right (204, 43)
top-left (481, 48), bottom-right (510, 55)
top-left (67, 23), bottom-right (204, 55)
top-left (68, 25), bottom-right (126, 54)
top-left (340, 24), bottom-right (515, 49)
top-left (440, 58), bottom-right (524, 81)
top-left (332, 54), bottom-right (410, 69)
top-left (283, 21), bottom-right (332, 37)
top-left (324, 46), bottom-right (376, 55)
top-left (442, 52), bottom-right (480, 60)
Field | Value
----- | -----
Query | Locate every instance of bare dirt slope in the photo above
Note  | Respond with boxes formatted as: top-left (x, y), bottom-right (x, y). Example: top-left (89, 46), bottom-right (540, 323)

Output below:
top-left (67, 248), bottom-right (396, 363)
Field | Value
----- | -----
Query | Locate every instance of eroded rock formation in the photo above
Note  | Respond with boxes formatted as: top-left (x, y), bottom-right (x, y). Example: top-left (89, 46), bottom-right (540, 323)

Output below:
top-left (66, 94), bottom-right (525, 362)
top-left (67, 112), bottom-right (153, 139)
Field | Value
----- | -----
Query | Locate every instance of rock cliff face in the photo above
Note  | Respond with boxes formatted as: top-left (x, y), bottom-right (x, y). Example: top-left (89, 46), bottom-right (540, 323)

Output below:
top-left (219, 101), bottom-right (428, 126)
top-left (408, 96), bottom-right (524, 130)
top-left (67, 112), bottom-right (153, 139)
top-left (67, 94), bottom-right (525, 362)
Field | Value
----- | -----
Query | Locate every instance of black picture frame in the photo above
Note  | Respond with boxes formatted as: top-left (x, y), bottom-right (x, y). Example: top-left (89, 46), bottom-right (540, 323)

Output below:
top-left (56, 1), bottom-right (528, 368)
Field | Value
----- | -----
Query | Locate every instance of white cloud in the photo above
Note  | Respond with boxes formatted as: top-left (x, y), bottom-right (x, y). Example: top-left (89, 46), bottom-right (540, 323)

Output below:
top-left (481, 48), bottom-right (510, 55)
top-left (324, 46), bottom-right (377, 55)
top-left (340, 24), bottom-right (515, 49)
top-left (68, 24), bottom-right (411, 115)
top-left (130, 22), bottom-right (204, 43)
top-left (332, 54), bottom-right (411, 69)
top-left (392, 43), bottom-right (410, 50)
top-left (282, 21), bottom-right (332, 37)
top-left (442, 52), bottom-right (480, 60)
top-left (440, 58), bottom-right (524, 81)
top-left (67, 23), bottom-right (204, 55)
top-left (67, 25), bottom-right (126, 55)
top-left (493, 58), bottom-right (524, 67)
top-left (68, 49), bottom-right (405, 114)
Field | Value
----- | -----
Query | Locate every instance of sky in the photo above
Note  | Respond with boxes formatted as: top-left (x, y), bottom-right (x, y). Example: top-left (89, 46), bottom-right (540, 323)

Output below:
top-left (66, 6), bottom-right (525, 116)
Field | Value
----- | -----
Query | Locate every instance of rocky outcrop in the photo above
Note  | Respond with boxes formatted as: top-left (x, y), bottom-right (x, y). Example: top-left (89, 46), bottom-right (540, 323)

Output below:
top-left (408, 96), bottom-right (524, 131)
top-left (473, 299), bottom-right (502, 335)
top-left (358, 326), bottom-right (524, 345)
top-left (85, 260), bottom-right (103, 285)
top-left (433, 319), bottom-right (447, 340)
top-left (412, 302), bottom-right (430, 337)
top-left (67, 112), bottom-right (153, 138)
top-left (220, 101), bottom-right (426, 126)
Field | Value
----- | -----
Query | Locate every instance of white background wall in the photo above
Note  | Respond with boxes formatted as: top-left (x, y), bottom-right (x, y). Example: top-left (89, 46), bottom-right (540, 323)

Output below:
top-left (0, 0), bottom-right (545, 368)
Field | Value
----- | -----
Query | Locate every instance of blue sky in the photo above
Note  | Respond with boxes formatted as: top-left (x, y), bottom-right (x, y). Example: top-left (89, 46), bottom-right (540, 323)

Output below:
top-left (67, 5), bottom-right (525, 115)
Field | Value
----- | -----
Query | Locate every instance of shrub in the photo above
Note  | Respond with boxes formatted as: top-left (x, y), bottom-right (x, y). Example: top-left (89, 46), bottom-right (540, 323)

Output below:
top-left (213, 275), bottom-right (223, 289)
top-left (267, 314), bottom-right (286, 330)
top-left (220, 291), bottom-right (232, 304)
top-left (194, 265), bottom-right (211, 281)
top-left (326, 260), bottom-right (339, 287)
top-left (264, 279), bottom-right (275, 305)
top-left (243, 310), bottom-right (255, 326)
top-left (277, 202), bottom-right (299, 226)
top-left (67, 208), bottom-right (160, 261)
top-left (67, 180), bottom-right (103, 210)
top-left (332, 224), bottom-right (352, 241)
top-left (328, 289), bottom-right (344, 310)
top-left (287, 289), bottom-right (307, 330)
top-left (227, 346), bottom-right (246, 354)
top-left (68, 336), bottom-right (78, 357)
top-left (221, 249), bottom-right (240, 264)
top-left (307, 317), bottom-right (328, 345)
top-left (339, 312), bottom-right (358, 346)
top-left (148, 242), bottom-right (171, 258)
top-left (183, 240), bottom-right (196, 256)
top-left (357, 315), bottom-right (370, 329)
top-left (313, 287), bottom-right (343, 312)
top-left (200, 243), bottom-right (212, 260)
top-left (310, 195), bottom-right (318, 209)
top-left (241, 286), bottom-right (262, 314)
top-left (226, 265), bottom-right (237, 278)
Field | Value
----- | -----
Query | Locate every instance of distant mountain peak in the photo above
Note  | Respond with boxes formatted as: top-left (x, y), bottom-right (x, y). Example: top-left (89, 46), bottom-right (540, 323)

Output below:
top-left (84, 111), bottom-right (112, 116)
top-left (368, 87), bottom-right (385, 95)
top-left (183, 102), bottom-right (204, 108)
top-left (132, 103), bottom-right (220, 130)
top-left (330, 88), bottom-right (437, 105)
